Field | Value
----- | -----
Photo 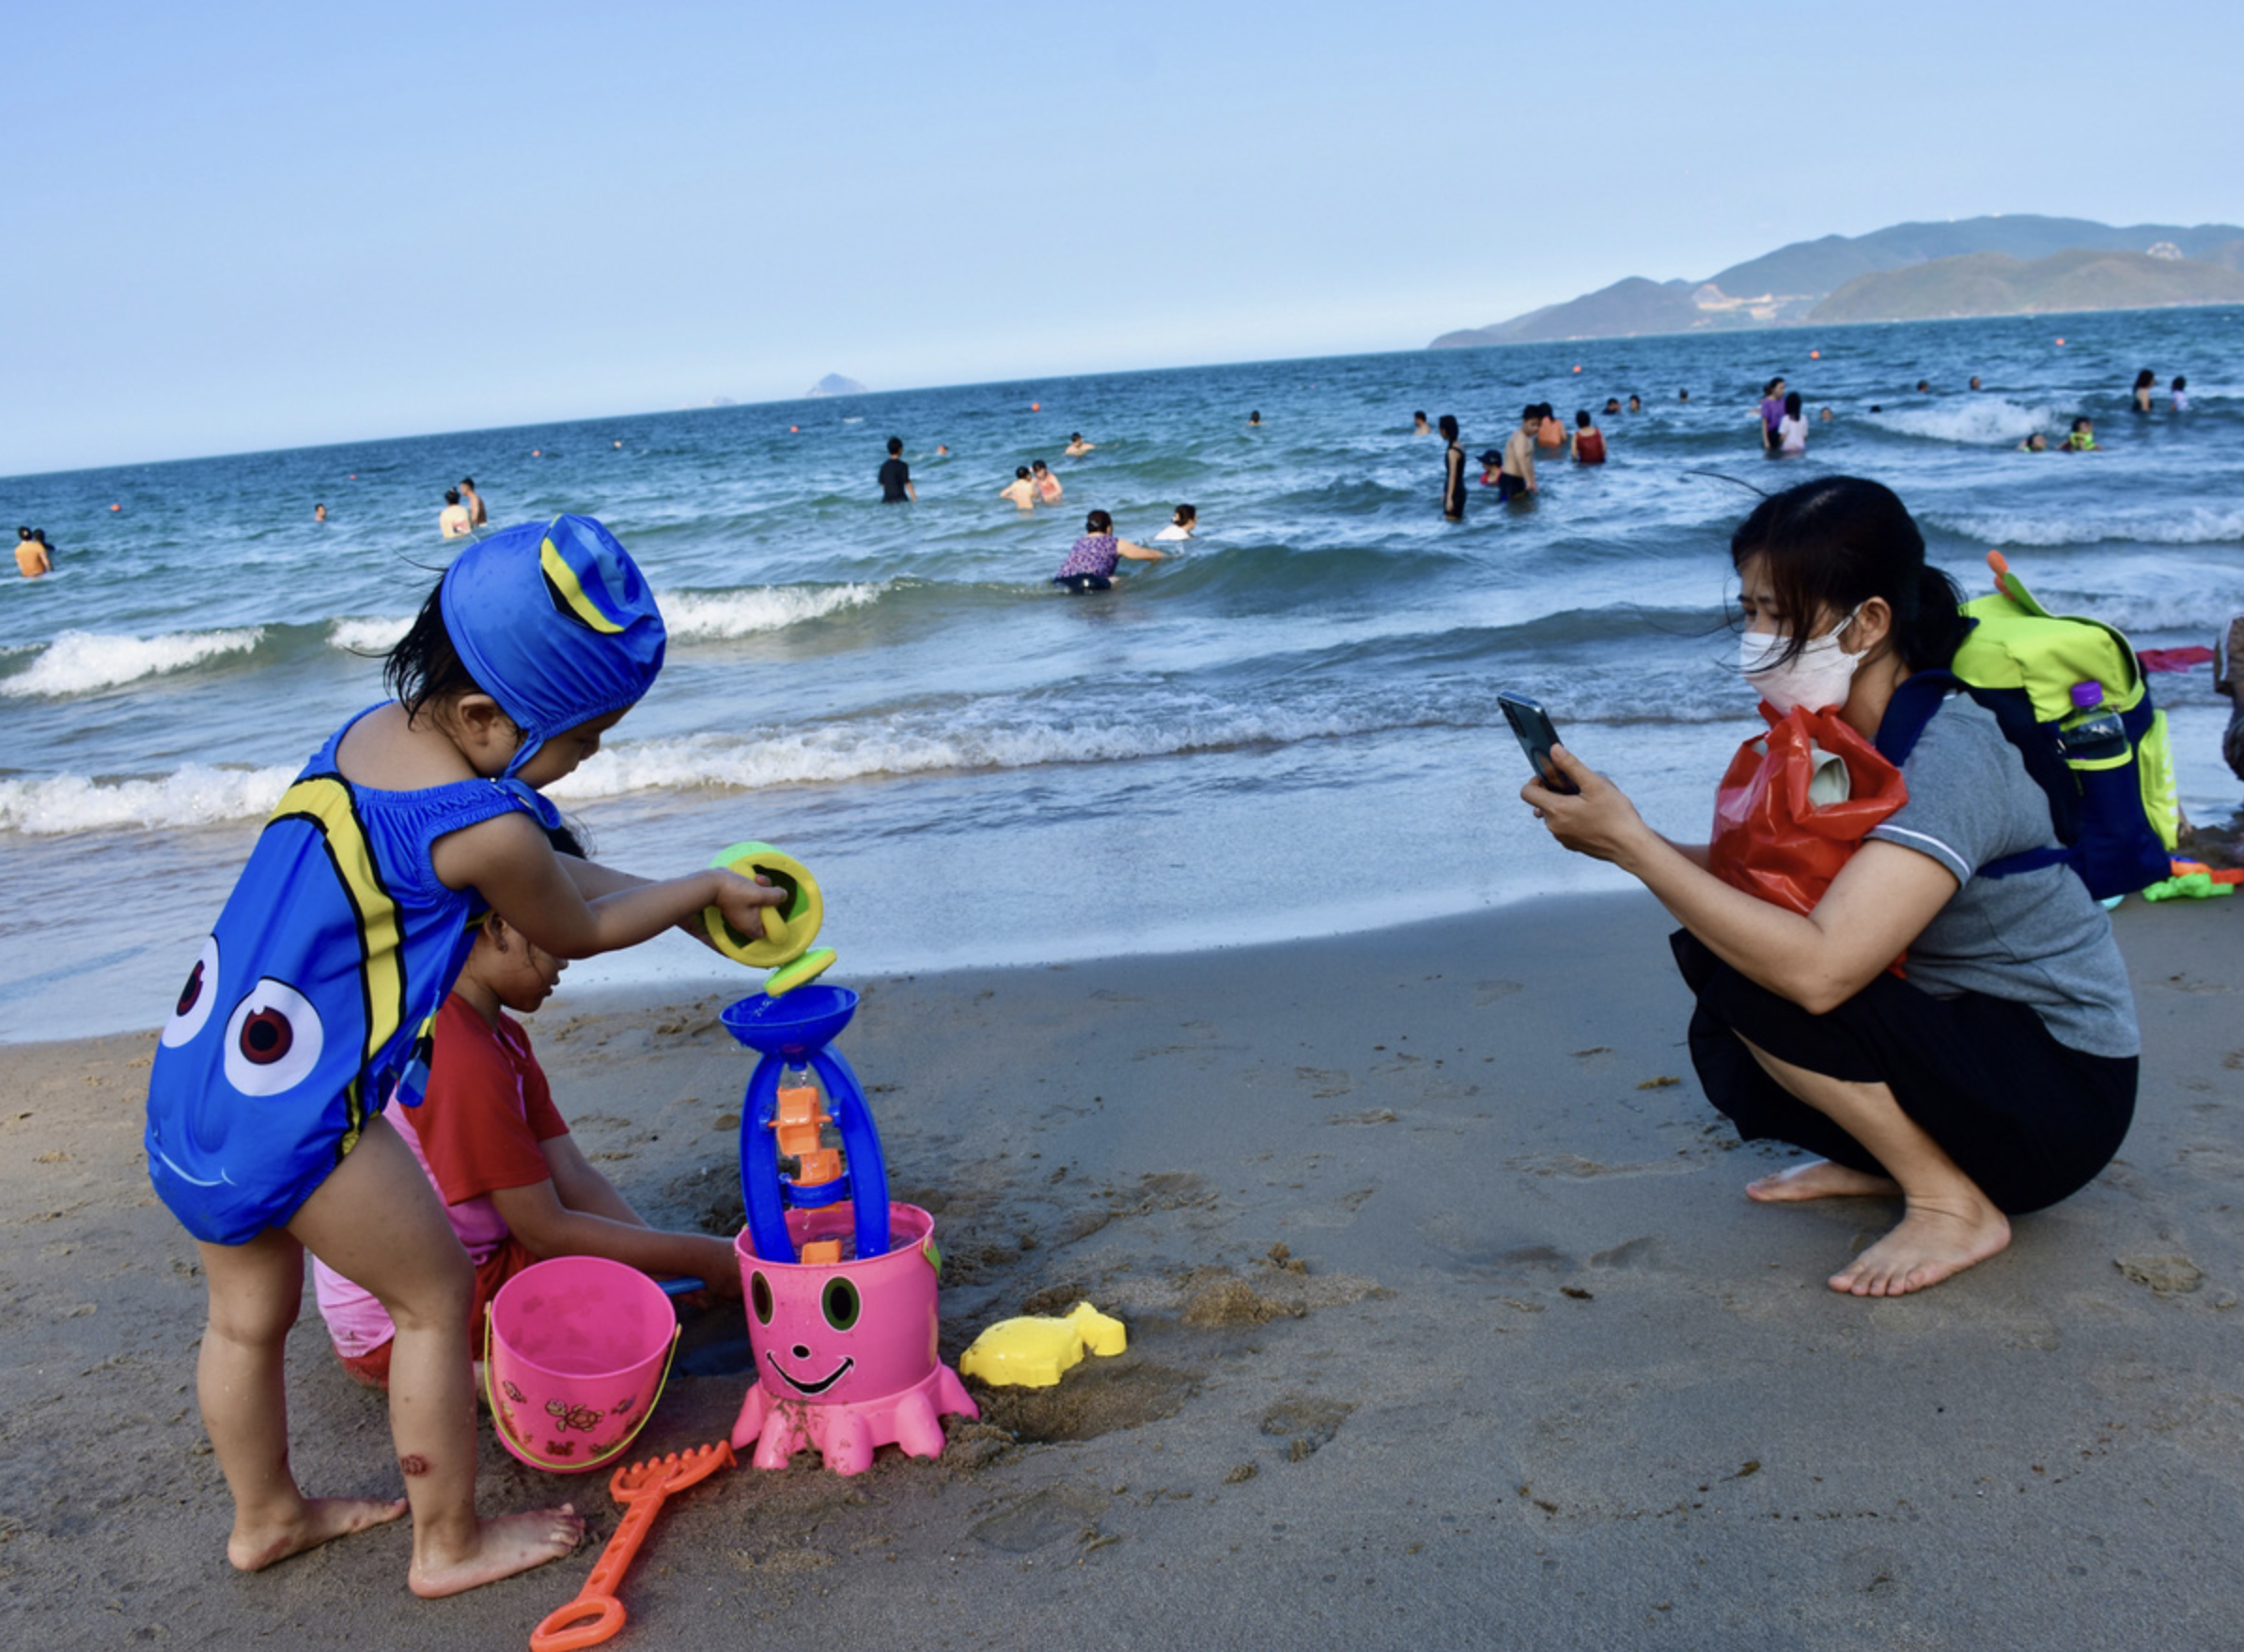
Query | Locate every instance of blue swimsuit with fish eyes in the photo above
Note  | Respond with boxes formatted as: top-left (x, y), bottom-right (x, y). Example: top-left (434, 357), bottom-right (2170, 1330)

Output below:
top-left (143, 708), bottom-right (560, 1246)
top-left (145, 512), bottom-right (667, 1247)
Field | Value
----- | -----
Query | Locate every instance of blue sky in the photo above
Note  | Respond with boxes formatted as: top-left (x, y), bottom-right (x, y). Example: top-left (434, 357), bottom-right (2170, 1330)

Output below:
top-left (6, 1), bottom-right (2238, 475)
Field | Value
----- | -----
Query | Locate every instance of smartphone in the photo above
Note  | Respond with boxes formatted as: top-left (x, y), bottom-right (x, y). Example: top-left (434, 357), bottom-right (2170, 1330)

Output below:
top-left (1498, 693), bottom-right (1579, 794)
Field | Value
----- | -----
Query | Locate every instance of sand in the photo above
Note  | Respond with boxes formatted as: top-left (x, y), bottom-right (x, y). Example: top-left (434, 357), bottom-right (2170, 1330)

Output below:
top-left (5, 889), bottom-right (2243, 1648)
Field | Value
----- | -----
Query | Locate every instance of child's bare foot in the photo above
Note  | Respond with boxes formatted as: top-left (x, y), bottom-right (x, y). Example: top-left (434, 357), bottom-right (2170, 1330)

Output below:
top-left (228, 1495), bottom-right (408, 1572)
top-left (1747, 1160), bottom-right (1900, 1203)
top-left (1829, 1196), bottom-right (2010, 1298)
top-left (409, 1506), bottom-right (584, 1598)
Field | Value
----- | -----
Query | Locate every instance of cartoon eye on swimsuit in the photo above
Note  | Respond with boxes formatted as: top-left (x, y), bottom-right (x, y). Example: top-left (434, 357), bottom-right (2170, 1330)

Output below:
top-left (820, 1277), bottom-right (861, 1333)
top-left (545, 1399), bottom-right (603, 1432)
top-left (222, 978), bottom-right (325, 1096)
top-left (162, 936), bottom-right (222, 1049)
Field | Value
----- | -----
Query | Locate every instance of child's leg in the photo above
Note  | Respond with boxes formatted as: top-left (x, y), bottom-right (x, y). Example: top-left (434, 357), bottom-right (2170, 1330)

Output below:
top-left (196, 1229), bottom-right (407, 1570)
top-left (289, 1115), bottom-right (582, 1597)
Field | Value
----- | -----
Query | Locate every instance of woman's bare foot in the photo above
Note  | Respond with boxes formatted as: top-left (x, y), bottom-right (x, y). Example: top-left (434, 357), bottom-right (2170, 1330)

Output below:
top-left (228, 1495), bottom-right (408, 1572)
top-left (1746, 1160), bottom-right (1900, 1204)
top-left (409, 1506), bottom-right (584, 1599)
top-left (1829, 1196), bottom-right (2011, 1298)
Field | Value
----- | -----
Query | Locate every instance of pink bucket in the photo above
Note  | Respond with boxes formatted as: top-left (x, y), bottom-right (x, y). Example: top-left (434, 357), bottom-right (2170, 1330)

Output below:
top-left (485, 1256), bottom-right (679, 1475)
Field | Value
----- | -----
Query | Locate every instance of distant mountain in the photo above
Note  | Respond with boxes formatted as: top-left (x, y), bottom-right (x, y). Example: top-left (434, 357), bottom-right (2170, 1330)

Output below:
top-left (1432, 215), bottom-right (2244, 347)
top-left (1813, 248), bottom-right (2244, 323)
top-left (805, 373), bottom-right (868, 397)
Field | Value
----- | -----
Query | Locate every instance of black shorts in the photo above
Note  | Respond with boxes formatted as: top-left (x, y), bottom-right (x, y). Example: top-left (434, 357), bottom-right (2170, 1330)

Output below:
top-left (1052, 573), bottom-right (1112, 594)
top-left (1671, 930), bottom-right (2135, 1214)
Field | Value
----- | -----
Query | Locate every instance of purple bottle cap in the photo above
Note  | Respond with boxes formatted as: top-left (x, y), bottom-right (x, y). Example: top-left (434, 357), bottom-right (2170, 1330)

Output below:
top-left (2070, 681), bottom-right (2103, 710)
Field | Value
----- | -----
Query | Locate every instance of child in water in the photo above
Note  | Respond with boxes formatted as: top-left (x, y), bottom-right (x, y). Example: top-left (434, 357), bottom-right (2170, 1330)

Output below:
top-left (311, 823), bottom-right (742, 1392)
top-left (142, 515), bottom-right (783, 1599)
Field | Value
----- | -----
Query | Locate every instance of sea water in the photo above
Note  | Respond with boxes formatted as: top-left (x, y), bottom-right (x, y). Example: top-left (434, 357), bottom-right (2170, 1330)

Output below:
top-left (4, 307), bottom-right (2239, 1040)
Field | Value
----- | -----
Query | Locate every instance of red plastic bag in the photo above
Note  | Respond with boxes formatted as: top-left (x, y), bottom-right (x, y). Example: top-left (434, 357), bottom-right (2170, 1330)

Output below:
top-left (1708, 705), bottom-right (1909, 916)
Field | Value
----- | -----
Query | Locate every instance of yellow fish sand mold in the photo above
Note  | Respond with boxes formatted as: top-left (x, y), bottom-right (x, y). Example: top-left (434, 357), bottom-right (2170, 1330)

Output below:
top-left (958, 1301), bottom-right (1128, 1388)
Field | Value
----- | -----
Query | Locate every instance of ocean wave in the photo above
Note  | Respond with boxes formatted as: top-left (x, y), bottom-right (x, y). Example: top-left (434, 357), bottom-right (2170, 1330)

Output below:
top-left (660, 584), bottom-right (884, 640)
top-left (1, 627), bottom-right (267, 698)
top-left (546, 706), bottom-right (1371, 798)
top-left (1861, 398), bottom-right (2054, 445)
top-left (0, 764), bottom-right (295, 834)
top-left (1925, 504), bottom-right (2244, 548)
top-left (327, 615), bottom-right (413, 653)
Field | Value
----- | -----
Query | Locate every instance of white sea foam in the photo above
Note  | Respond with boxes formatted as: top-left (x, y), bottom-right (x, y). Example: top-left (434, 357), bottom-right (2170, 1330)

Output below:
top-left (546, 706), bottom-right (1359, 800)
top-left (1, 628), bottom-right (267, 698)
top-left (1863, 398), bottom-right (2054, 445)
top-left (661, 584), bottom-right (883, 640)
top-left (1926, 503), bottom-right (2244, 548)
top-left (327, 615), bottom-right (413, 653)
top-left (0, 764), bottom-right (295, 834)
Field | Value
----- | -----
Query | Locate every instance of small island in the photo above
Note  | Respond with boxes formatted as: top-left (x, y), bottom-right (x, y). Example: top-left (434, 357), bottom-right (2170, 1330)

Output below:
top-left (805, 373), bottom-right (869, 397)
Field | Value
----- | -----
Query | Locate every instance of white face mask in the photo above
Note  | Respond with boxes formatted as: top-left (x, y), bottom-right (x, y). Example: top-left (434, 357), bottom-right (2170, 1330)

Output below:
top-left (1739, 607), bottom-right (1862, 714)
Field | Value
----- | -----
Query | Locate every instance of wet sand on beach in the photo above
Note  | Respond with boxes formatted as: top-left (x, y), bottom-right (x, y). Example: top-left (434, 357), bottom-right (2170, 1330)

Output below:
top-left (5, 891), bottom-right (2243, 1648)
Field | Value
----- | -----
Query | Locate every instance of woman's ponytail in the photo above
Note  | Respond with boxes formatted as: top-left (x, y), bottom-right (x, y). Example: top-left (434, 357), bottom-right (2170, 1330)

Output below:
top-left (1908, 565), bottom-right (1969, 671)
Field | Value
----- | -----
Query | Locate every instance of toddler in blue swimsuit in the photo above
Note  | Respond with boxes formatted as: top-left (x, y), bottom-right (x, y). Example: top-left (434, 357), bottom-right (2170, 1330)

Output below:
top-left (144, 515), bottom-right (784, 1599)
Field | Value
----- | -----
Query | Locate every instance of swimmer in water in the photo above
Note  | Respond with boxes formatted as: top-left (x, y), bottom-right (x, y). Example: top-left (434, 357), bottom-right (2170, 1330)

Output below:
top-left (1031, 460), bottom-right (1063, 504)
top-left (1065, 432), bottom-right (1097, 456)
top-left (1675, 390), bottom-right (1687, 404)
top-left (1570, 409), bottom-right (1606, 465)
top-left (2131, 369), bottom-right (2156, 414)
top-left (1248, 411), bottom-right (1262, 427)
top-left (1969, 376), bottom-right (1983, 391)
top-left (2018, 432), bottom-right (2049, 452)
top-left (2063, 418), bottom-right (2098, 452)
top-left (2171, 376), bottom-right (2189, 413)
top-left (1154, 504), bottom-right (1197, 542)
top-left (314, 503), bottom-right (328, 523)
top-left (16, 526), bottom-right (52, 579)
top-left (1412, 412), bottom-right (1431, 436)
top-left (1051, 508), bottom-right (1167, 593)
top-left (1476, 449), bottom-right (1503, 487)
top-left (1602, 397), bottom-right (1623, 415)
top-left (1498, 407), bottom-right (1538, 501)
top-left (935, 444), bottom-right (951, 456)
top-left (459, 478), bottom-right (489, 527)
top-left (1000, 466), bottom-right (1037, 510)
top-left (439, 490), bottom-right (472, 539)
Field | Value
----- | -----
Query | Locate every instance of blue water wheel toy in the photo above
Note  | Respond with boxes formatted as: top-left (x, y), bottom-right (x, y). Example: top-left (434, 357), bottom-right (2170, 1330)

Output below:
top-left (719, 985), bottom-right (891, 1262)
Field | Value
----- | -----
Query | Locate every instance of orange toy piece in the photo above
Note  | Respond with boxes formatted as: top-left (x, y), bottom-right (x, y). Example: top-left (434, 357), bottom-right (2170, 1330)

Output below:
top-left (774, 1084), bottom-right (842, 1188)
top-left (531, 1442), bottom-right (735, 1652)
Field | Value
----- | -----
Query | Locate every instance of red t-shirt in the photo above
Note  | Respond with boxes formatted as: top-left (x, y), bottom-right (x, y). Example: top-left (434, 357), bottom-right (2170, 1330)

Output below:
top-left (413, 994), bottom-right (569, 1206)
top-left (312, 994), bottom-right (569, 1355)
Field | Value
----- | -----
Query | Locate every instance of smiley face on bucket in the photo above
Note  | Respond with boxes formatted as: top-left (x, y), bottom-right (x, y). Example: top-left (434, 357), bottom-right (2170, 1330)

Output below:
top-left (746, 1268), bottom-right (876, 1397)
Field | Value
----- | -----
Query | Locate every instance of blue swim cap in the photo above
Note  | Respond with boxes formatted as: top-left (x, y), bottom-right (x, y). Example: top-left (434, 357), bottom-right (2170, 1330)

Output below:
top-left (438, 514), bottom-right (666, 778)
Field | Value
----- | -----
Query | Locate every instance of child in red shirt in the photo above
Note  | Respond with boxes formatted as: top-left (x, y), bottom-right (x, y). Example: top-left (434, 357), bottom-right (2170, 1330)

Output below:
top-left (315, 911), bottom-right (739, 1388)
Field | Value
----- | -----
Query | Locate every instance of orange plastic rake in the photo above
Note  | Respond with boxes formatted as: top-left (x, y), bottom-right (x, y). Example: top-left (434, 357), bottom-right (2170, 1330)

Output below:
top-left (530, 1441), bottom-right (735, 1652)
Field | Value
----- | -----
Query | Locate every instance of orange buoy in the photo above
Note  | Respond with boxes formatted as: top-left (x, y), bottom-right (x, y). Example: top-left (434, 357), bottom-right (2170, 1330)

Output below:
top-left (1571, 364), bottom-right (1582, 374)
top-left (2054, 337), bottom-right (2065, 346)
top-left (1030, 401), bottom-right (1040, 412)
top-left (789, 425), bottom-right (800, 433)
top-left (110, 503), bottom-right (121, 511)
top-left (532, 448), bottom-right (541, 457)
top-left (1809, 349), bottom-right (1820, 360)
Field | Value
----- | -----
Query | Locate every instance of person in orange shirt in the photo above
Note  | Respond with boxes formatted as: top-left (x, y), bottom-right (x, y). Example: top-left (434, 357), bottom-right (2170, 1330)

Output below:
top-left (16, 526), bottom-right (53, 578)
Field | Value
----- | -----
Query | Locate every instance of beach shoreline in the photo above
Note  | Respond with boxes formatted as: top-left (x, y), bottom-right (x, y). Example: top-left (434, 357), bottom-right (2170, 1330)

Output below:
top-left (7, 889), bottom-right (2242, 1647)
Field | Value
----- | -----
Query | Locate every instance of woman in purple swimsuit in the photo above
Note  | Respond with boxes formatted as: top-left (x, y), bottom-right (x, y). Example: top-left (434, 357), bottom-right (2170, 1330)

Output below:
top-left (1052, 509), bottom-right (1169, 593)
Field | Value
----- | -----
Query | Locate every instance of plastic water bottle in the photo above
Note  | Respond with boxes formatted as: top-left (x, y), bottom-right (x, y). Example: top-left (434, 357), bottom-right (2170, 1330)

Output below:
top-left (2062, 681), bottom-right (2128, 761)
